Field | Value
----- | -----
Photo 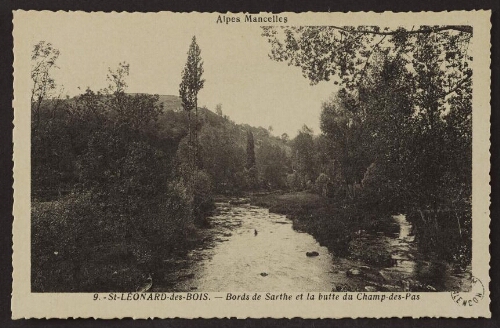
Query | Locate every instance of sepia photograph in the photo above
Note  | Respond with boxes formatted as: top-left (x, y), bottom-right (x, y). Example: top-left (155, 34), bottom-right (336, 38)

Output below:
top-left (11, 10), bottom-right (491, 318)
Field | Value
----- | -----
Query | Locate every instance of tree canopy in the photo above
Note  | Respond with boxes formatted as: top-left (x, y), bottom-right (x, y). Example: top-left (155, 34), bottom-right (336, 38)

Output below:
top-left (262, 25), bottom-right (472, 98)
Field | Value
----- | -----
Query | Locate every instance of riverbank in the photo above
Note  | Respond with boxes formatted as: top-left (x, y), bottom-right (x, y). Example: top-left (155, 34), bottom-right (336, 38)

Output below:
top-left (31, 193), bottom-right (209, 292)
top-left (250, 191), bottom-right (399, 267)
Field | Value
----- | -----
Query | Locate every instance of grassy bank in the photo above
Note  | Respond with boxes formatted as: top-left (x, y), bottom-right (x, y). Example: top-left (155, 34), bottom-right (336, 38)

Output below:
top-left (31, 191), bottom-right (206, 292)
top-left (250, 191), bottom-right (399, 266)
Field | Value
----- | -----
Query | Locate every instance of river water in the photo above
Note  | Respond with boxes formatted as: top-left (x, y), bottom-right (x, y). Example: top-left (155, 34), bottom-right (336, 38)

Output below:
top-left (156, 202), bottom-right (470, 292)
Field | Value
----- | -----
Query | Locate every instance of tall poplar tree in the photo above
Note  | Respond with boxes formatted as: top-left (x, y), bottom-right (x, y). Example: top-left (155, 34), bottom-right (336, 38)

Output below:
top-left (179, 36), bottom-right (205, 169)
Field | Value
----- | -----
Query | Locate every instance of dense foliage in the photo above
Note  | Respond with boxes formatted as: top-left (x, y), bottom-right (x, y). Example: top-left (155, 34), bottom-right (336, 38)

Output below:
top-left (31, 58), bottom-right (198, 290)
top-left (263, 25), bottom-right (473, 266)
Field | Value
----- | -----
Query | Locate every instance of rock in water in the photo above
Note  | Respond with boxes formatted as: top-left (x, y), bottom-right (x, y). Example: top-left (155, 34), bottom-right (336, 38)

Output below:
top-left (229, 198), bottom-right (250, 205)
top-left (334, 283), bottom-right (349, 292)
top-left (346, 268), bottom-right (362, 277)
top-left (136, 275), bottom-right (153, 293)
top-left (306, 251), bottom-right (319, 257)
top-left (425, 285), bottom-right (437, 292)
top-left (401, 279), bottom-right (411, 291)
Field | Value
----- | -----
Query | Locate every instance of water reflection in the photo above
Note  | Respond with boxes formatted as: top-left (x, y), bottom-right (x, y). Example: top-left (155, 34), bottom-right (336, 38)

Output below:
top-left (380, 214), bottom-right (471, 292)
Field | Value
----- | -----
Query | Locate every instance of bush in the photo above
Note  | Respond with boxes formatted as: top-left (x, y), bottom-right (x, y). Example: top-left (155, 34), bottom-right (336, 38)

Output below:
top-left (233, 170), bottom-right (249, 193)
top-left (190, 170), bottom-right (215, 225)
top-left (246, 167), bottom-right (259, 190)
top-left (315, 173), bottom-right (330, 196)
top-left (32, 173), bottom-right (197, 292)
top-left (31, 192), bottom-right (139, 292)
top-left (286, 172), bottom-right (303, 191)
top-left (406, 208), bottom-right (471, 270)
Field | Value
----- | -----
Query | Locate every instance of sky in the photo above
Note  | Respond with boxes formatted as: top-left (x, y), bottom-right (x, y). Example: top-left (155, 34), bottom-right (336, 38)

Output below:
top-left (21, 12), bottom-right (336, 137)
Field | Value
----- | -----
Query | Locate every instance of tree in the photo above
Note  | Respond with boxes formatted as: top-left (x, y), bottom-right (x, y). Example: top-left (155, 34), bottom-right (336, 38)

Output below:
top-left (264, 26), bottom-right (472, 200)
top-left (262, 25), bottom-right (472, 93)
top-left (31, 41), bottom-right (60, 128)
top-left (179, 36), bottom-right (205, 170)
top-left (102, 62), bottom-right (164, 132)
top-left (256, 140), bottom-right (289, 190)
top-left (215, 103), bottom-right (223, 116)
top-left (266, 26), bottom-right (473, 265)
top-left (246, 129), bottom-right (258, 190)
top-left (246, 130), bottom-right (256, 170)
top-left (106, 61), bottom-right (129, 94)
top-left (320, 53), bottom-right (414, 201)
top-left (198, 123), bottom-right (245, 193)
top-left (292, 125), bottom-right (316, 186)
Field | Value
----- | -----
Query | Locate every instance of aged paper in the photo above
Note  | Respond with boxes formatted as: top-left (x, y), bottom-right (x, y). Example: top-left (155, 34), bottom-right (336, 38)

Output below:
top-left (13, 10), bottom-right (491, 318)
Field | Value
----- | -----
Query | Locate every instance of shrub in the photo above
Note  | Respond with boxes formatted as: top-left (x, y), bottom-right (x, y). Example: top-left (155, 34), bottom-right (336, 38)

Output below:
top-left (315, 173), bottom-right (330, 196)
top-left (246, 167), bottom-right (259, 190)
top-left (286, 172), bottom-right (302, 191)
top-left (190, 170), bottom-right (215, 225)
top-left (32, 173), bottom-right (197, 292)
top-left (31, 192), bottom-right (123, 292)
top-left (233, 170), bottom-right (249, 193)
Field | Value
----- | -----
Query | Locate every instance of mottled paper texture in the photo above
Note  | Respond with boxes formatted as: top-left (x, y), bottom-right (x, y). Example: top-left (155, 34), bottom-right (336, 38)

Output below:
top-left (12, 10), bottom-right (491, 318)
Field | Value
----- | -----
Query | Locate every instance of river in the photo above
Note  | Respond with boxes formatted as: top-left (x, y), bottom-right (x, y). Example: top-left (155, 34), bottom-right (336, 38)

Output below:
top-left (155, 201), bottom-right (471, 292)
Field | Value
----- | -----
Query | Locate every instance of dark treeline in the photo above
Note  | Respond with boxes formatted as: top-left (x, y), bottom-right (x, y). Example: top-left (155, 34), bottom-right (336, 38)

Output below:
top-left (32, 26), bottom-right (472, 291)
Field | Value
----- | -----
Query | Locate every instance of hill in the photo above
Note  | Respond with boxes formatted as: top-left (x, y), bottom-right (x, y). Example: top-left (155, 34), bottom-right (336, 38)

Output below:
top-left (153, 94), bottom-right (287, 146)
top-left (127, 94), bottom-right (182, 112)
top-left (152, 94), bottom-right (292, 192)
top-left (156, 94), bottom-right (183, 112)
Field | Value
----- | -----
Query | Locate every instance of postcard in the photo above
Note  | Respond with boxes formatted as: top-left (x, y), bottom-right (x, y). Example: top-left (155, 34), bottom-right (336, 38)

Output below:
top-left (12, 10), bottom-right (491, 318)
